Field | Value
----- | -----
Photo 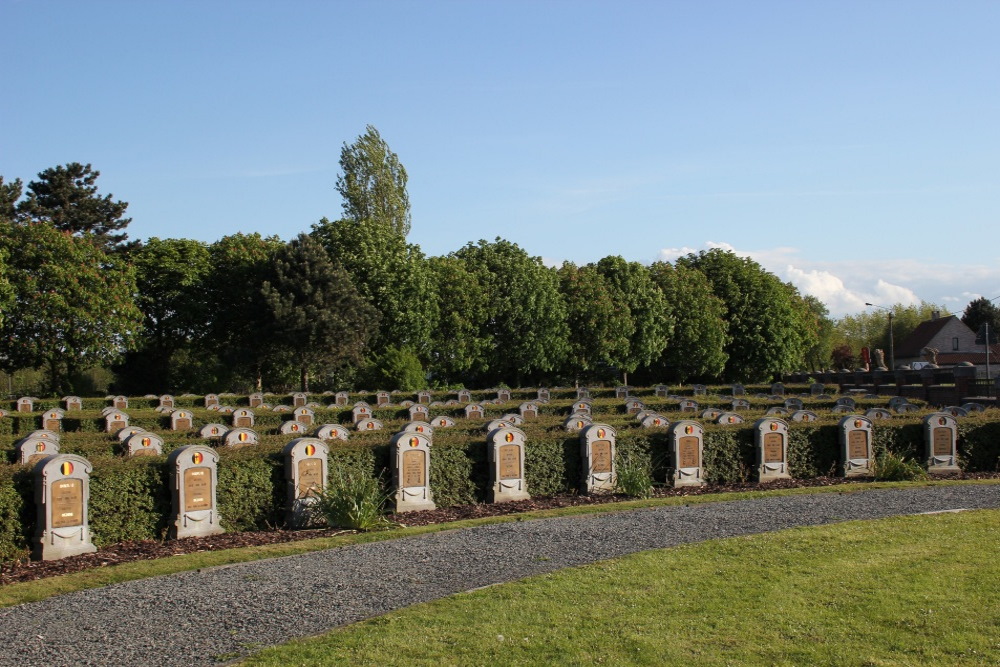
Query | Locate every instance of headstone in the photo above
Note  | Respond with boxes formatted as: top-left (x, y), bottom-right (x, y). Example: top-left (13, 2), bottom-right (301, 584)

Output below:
top-left (961, 402), bottom-right (985, 414)
top-left (248, 392), bottom-right (264, 408)
top-left (376, 391), bottom-right (391, 407)
top-left (356, 418), bottom-right (383, 431)
top-left (485, 418), bottom-right (512, 431)
top-left (293, 407), bottom-right (315, 426)
top-left (159, 394), bottom-right (175, 409)
top-left (716, 412), bottom-right (744, 424)
top-left (232, 408), bottom-right (255, 428)
top-left (571, 399), bottom-right (593, 416)
top-left (783, 398), bottom-right (803, 411)
top-left (895, 404), bottom-right (920, 414)
top-left (409, 404), bottom-right (429, 422)
top-left (314, 423), bottom-right (350, 440)
top-left (574, 387), bottom-right (590, 400)
top-left (923, 413), bottom-right (960, 473)
top-left (770, 383), bottom-right (785, 396)
top-left (17, 397), bottom-right (35, 413)
top-left (679, 399), bottom-right (699, 412)
top-left (335, 391), bottom-right (350, 406)
top-left (292, 392), bottom-right (308, 408)
top-left (754, 418), bottom-right (791, 481)
top-left (457, 389), bottom-right (472, 403)
top-left (32, 454), bottom-right (97, 560)
top-left (42, 408), bottom-right (65, 432)
top-left (731, 384), bottom-right (746, 397)
top-left (200, 423), bottom-right (227, 439)
top-left (280, 420), bottom-right (306, 435)
top-left (401, 421), bottom-right (435, 437)
top-left (496, 389), bottom-right (511, 403)
top-left (810, 383), bottom-right (824, 396)
top-left (431, 416), bottom-right (455, 428)
top-left (615, 386), bottom-right (629, 399)
top-left (283, 438), bottom-right (329, 527)
top-left (655, 385), bottom-right (669, 397)
top-left (418, 390), bottom-right (432, 405)
top-left (790, 410), bottom-right (818, 422)
top-left (501, 413), bottom-right (524, 426)
top-left (519, 402), bottom-right (538, 421)
top-left (942, 406), bottom-right (968, 418)
top-left (668, 420), bottom-right (705, 487)
top-left (731, 398), bottom-right (750, 410)
top-left (537, 388), bottom-right (550, 401)
top-left (115, 426), bottom-right (145, 442)
top-left (171, 409), bottom-right (194, 431)
top-left (167, 446), bottom-right (224, 539)
top-left (17, 437), bottom-right (60, 466)
top-left (124, 432), bottom-right (164, 457)
top-left (888, 396), bottom-right (910, 411)
top-left (63, 396), bottom-right (82, 411)
top-left (580, 424), bottom-right (616, 494)
top-left (112, 395), bottom-right (128, 410)
top-left (391, 431), bottom-right (435, 512)
top-left (223, 427), bottom-right (259, 447)
top-left (399, 400), bottom-right (415, 408)
top-left (692, 384), bottom-right (707, 396)
top-left (488, 427), bottom-right (530, 503)
top-left (700, 408), bottom-right (722, 420)
top-left (766, 406), bottom-right (788, 416)
top-left (564, 413), bottom-right (592, 432)
top-left (641, 414), bottom-right (668, 428)
top-left (352, 405), bottom-right (371, 423)
top-left (865, 408), bottom-right (892, 420)
top-left (105, 411), bottom-right (129, 433)
top-left (272, 404), bottom-right (292, 413)
top-left (839, 415), bottom-right (873, 477)
top-left (625, 399), bottom-right (645, 415)
top-left (835, 397), bottom-right (856, 410)
top-left (465, 403), bottom-right (485, 420)
top-left (204, 394), bottom-right (219, 408)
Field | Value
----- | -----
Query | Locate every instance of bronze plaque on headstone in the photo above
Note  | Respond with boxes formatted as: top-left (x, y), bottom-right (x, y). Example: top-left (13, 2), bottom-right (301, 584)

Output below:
top-left (591, 440), bottom-right (612, 474)
top-left (294, 396), bottom-right (306, 407)
top-left (523, 409), bottom-right (536, 420)
top-left (44, 419), bottom-right (60, 431)
top-left (132, 448), bottom-right (158, 457)
top-left (250, 397), bottom-right (262, 408)
top-left (932, 428), bottom-right (953, 456)
top-left (183, 467), bottom-right (213, 511)
top-left (297, 458), bottom-right (323, 498)
top-left (402, 450), bottom-right (425, 487)
top-left (763, 433), bottom-right (784, 463)
top-left (175, 418), bottom-right (192, 430)
top-left (848, 430), bottom-right (868, 459)
top-left (110, 420), bottom-right (126, 431)
top-left (235, 417), bottom-right (251, 428)
top-left (297, 415), bottom-right (313, 426)
top-left (678, 436), bottom-right (700, 468)
top-left (52, 479), bottom-right (83, 528)
top-left (469, 410), bottom-right (482, 419)
top-left (499, 444), bottom-right (521, 480)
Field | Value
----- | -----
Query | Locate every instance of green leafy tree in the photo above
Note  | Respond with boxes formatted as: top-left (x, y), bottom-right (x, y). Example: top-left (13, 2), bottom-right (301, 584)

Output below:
top-left (17, 163), bottom-right (132, 251)
top-left (648, 261), bottom-right (728, 382)
top-left (425, 255), bottom-right (491, 384)
top-left (0, 177), bottom-right (19, 328)
top-left (0, 176), bottom-right (22, 222)
top-left (116, 238), bottom-right (213, 393)
top-left (311, 216), bottom-right (437, 357)
top-left (336, 125), bottom-right (411, 237)
top-left (677, 249), bottom-right (806, 382)
top-left (557, 262), bottom-right (630, 382)
top-left (0, 222), bottom-right (142, 394)
top-left (260, 234), bottom-right (379, 392)
top-left (961, 297), bottom-right (1000, 337)
top-left (592, 256), bottom-right (672, 384)
top-left (359, 345), bottom-right (426, 391)
top-left (452, 238), bottom-right (569, 385)
top-left (796, 294), bottom-right (835, 372)
top-left (205, 232), bottom-right (285, 390)
top-left (834, 302), bottom-right (948, 366)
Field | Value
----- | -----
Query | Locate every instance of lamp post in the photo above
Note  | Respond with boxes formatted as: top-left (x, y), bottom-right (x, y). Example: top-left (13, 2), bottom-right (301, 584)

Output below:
top-left (865, 303), bottom-right (894, 370)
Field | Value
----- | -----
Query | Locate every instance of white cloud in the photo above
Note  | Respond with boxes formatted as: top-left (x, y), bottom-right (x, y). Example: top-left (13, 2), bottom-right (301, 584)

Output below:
top-left (656, 241), bottom-right (1000, 317)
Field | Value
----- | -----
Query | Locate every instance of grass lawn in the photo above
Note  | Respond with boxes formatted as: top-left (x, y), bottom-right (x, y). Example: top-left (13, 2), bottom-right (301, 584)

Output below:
top-left (243, 509), bottom-right (1000, 666)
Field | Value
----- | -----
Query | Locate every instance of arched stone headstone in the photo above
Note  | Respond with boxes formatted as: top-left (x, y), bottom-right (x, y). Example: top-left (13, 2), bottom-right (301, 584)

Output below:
top-left (754, 418), bottom-right (791, 482)
top-left (810, 383), bottom-right (824, 396)
top-left (232, 408), bottom-right (255, 428)
top-left (124, 432), bottom-right (164, 457)
top-left (223, 427), bottom-right (259, 447)
top-left (576, 387), bottom-right (590, 399)
top-left (33, 454), bottom-right (97, 560)
top-left (888, 396), bottom-right (910, 411)
top-left (63, 396), bottom-right (83, 411)
top-left (105, 411), bottom-right (129, 433)
top-left (839, 415), bottom-right (873, 477)
top-left (625, 399), bottom-right (645, 415)
top-left (692, 384), bottom-right (707, 396)
top-left (42, 408), bottom-right (65, 432)
top-left (115, 427), bottom-right (146, 442)
top-left (783, 398), bottom-right (803, 411)
top-left (465, 403), bottom-right (485, 420)
top-left (401, 421), bottom-right (434, 437)
top-left (485, 419), bottom-right (512, 432)
top-left (731, 384), bottom-right (746, 397)
top-left (961, 402), bottom-right (985, 414)
top-left (457, 389), bottom-right (472, 404)
top-left (790, 410), bottom-right (818, 422)
top-left (641, 414), bottom-right (668, 428)
top-left (408, 404), bottom-right (429, 422)
top-left (171, 409), bottom-right (194, 431)
top-left (352, 405), bottom-right (371, 423)
top-left (200, 423), bottom-right (227, 439)
top-left (249, 392), bottom-right (264, 408)
top-left (766, 406), bottom-right (788, 416)
top-left (17, 437), bottom-right (60, 465)
top-left (112, 395), bottom-right (128, 410)
top-left (731, 398), bottom-right (750, 410)
top-left (770, 383), bottom-right (785, 396)
top-left (669, 420), bottom-right (705, 487)
top-left (679, 399), bottom-right (699, 412)
top-left (159, 394), bottom-right (175, 409)
top-left (376, 391), bottom-right (391, 407)
top-left (430, 416), bottom-right (455, 428)
top-left (17, 397), bottom-right (36, 413)
top-left (537, 388), bottom-right (550, 401)
top-left (519, 402), bottom-right (538, 421)
top-left (923, 413), bottom-right (959, 473)
top-left (292, 392), bottom-right (308, 408)
top-left (571, 399), bottom-right (593, 416)
top-left (655, 385), bottom-right (669, 397)
top-left (835, 397), bottom-right (856, 410)
top-left (293, 407), bottom-right (315, 426)
top-left (418, 390), bottom-right (432, 405)
top-left (942, 406), bottom-right (968, 418)
top-left (167, 446), bottom-right (223, 539)
top-left (496, 389), bottom-right (511, 403)
top-left (865, 408), bottom-right (892, 420)
top-left (314, 423), bottom-right (350, 441)
top-left (717, 412), bottom-right (744, 425)
top-left (280, 420), bottom-right (306, 435)
top-left (356, 418), bottom-right (383, 431)
top-left (391, 431), bottom-right (435, 512)
top-left (204, 394), bottom-right (220, 408)
top-left (283, 438), bottom-right (329, 527)
top-left (335, 391), bottom-right (350, 406)
top-left (580, 424), bottom-right (616, 494)
top-left (564, 413), bottom-right (592, 432)
top-left (487, 426), bottom-right (529, 503)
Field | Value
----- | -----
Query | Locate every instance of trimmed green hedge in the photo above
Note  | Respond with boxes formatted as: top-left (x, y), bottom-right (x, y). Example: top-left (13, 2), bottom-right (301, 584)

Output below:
top-left (0, 386), bottom-right (997, 564)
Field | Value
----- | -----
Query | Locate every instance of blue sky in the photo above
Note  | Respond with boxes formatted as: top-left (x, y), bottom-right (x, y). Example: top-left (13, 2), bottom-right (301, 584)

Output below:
top-left (4, 0), bottom-right (999, 316)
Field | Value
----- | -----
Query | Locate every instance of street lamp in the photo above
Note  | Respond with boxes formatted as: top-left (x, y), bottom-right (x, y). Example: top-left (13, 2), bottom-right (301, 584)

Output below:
top-left (865, 303), bottom-right (894, 370)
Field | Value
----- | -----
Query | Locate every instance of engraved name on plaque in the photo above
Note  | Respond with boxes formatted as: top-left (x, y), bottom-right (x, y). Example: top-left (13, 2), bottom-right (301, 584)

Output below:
top-left (923, 413), bottom-right (959, 473)
top-left (581, 424), bottom-right (617, 494)
top-left (283, 438), bottom-right (329, 527)
top-left (839, 415), bottom-right (873, 477)
top-left (392, 431), bottom-right (435, 512)
top-left (669, 420), bottom-right (705, 487)
top-left (33, 454), bottom-right (97, 560)
top-left (168, 446), bottom-right (223, 539)
top-left (488, 427), bottom-right (530, 503)
top-left (402, 450), bottom-right (426, 487)
top-left (754, 418), bottom-right (790, 482)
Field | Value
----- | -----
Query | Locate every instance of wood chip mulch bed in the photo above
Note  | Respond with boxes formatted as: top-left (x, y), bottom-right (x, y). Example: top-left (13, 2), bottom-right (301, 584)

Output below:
top-left (3, 472), bottom-right (996, 587)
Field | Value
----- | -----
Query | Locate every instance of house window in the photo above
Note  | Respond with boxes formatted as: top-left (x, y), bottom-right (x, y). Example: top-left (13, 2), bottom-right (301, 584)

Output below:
top-left (952, 337), bottom-right (959, 351)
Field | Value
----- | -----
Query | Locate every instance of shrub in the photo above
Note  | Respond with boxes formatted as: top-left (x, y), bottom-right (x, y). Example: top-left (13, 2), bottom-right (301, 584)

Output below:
top-left (615, 451), bottom-right (653, 499)
top-left (872, 450), bottom-right (928, 481)
top-left (314, 469), bottom-right (394, 531)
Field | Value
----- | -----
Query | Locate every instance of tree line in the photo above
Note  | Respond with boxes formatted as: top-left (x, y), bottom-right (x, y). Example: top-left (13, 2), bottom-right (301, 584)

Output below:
top-left (1, 127), bottom-right (977, 396)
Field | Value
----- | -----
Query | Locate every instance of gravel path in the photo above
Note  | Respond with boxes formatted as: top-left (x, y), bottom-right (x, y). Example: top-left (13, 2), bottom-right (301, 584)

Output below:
top-left (1, 484), bottom-right (998, 666)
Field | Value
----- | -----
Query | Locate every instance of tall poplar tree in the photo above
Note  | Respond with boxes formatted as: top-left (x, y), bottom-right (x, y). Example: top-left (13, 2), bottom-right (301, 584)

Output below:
top-left (336, 125), bottom-right (411, 237)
